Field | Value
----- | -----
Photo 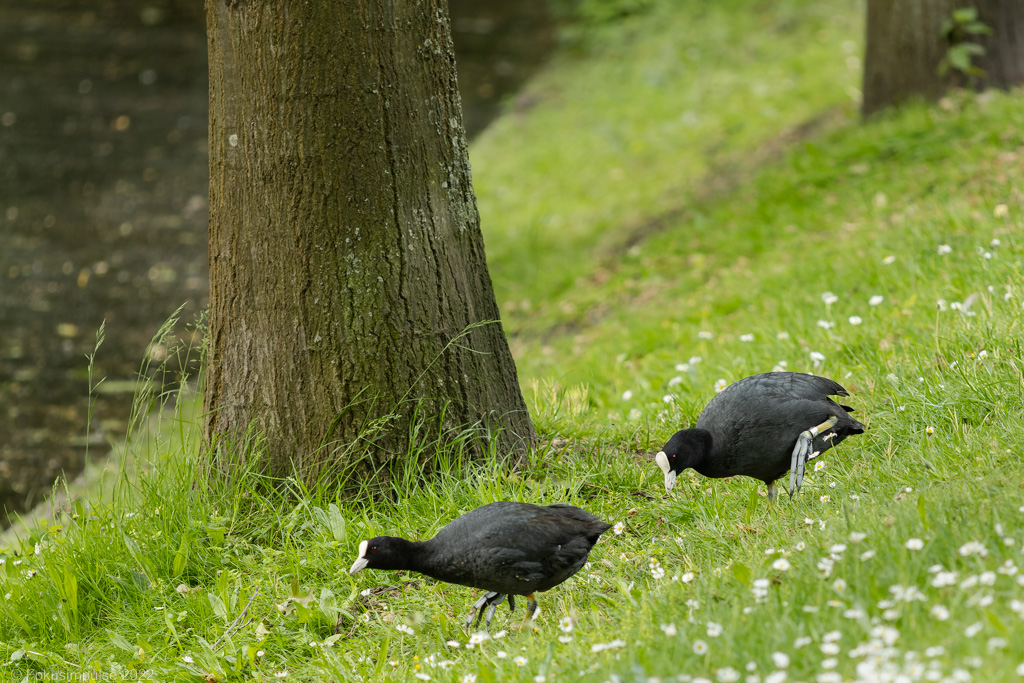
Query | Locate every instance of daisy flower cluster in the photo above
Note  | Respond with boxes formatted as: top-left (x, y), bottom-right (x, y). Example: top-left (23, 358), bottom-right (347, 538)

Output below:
top-left (626, 508), bottom-right (1024, 681)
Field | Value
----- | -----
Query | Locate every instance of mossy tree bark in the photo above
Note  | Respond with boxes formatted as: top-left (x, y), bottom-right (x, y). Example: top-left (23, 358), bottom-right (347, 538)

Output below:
top-left (863, 0), bottom-right (1024, 116)
top-left (204, 0), bottom-right (535, 481)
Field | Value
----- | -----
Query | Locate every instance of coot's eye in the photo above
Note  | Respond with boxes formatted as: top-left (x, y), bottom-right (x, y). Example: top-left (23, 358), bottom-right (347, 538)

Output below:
top-left (370, 546), bottom-right (378, 553)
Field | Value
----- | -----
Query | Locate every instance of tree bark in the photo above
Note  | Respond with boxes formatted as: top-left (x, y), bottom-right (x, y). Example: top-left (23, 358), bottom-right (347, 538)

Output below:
top-left (862, 0), bottom-right (1024, 116)
top-left (204, 0), bottom-right (535, 482)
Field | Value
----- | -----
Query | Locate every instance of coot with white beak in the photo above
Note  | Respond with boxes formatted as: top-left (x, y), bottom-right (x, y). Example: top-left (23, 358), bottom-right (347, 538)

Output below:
top-left (655, 372), bottom-right (865, 499)
top-left (350, 501), bottom-right (611, 628)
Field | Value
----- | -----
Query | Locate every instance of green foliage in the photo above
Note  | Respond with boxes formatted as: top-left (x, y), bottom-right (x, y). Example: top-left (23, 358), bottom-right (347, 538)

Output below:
top-left (556, 0), bottom-right (656, 25)
top-left (4, 0), bottom-right (1024, 680)
top-left (938, 7), bottom-right (992, 78)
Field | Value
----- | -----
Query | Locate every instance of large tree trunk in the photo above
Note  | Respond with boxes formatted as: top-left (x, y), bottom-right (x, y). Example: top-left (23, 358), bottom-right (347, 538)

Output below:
top-left (863, 0), bottom-right (1024, 116)
top-left (204, 0), bottom-right (535, 481)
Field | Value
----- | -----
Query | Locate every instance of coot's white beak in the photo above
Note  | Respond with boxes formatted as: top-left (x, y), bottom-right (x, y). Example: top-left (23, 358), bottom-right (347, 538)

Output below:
top-left (655, 451), bottom-right (676, 492)
top-left (349, 540), bottom-right (369, 575)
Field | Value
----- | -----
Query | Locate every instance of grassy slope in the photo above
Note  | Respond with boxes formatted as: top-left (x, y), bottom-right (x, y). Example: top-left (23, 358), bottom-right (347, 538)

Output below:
top-left (4, 1), bottom-right (1024, 681)
top-left (474, 0), bottom-right (863, 333)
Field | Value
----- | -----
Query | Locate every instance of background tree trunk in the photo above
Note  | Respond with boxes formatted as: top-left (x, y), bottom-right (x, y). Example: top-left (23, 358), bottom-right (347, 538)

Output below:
top-left (862, 0), bottom-right (1024, 116)
top-left (204, 0), bottom-right (535, 482)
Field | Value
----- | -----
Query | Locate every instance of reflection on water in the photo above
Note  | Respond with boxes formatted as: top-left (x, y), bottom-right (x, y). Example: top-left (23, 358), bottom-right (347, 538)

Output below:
top-left (0, 0), bottom-right (210, 525)
top-left (0, 0), bottom-right (554, 527)
top-left (449, 0), bottom-right (556, 135)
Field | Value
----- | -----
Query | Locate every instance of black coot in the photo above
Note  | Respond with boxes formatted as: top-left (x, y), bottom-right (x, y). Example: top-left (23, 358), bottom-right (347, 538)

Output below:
top-left (655, 372), bottom-right (865, 499)
top-left (349, 501), bottom-right (611, 628)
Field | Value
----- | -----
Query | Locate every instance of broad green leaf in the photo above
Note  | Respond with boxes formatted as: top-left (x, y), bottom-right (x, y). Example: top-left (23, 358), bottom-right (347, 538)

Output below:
top-left (208, 593), bottom-right (229, 624)
top-left (732, 561), bottom-right (751, 586)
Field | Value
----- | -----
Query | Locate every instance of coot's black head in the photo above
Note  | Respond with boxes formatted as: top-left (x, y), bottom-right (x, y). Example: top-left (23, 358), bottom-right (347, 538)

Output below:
top-left (348, 536), bottom-right (414, 574)
top-left (654, 429), bottom-right (713, 492)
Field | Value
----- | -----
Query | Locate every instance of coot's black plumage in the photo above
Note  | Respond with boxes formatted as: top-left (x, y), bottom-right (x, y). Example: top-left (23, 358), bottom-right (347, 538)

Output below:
top-left (349, 501), bottom-right (611, 628)
top-left (655, 372), bottom-right (865, 499)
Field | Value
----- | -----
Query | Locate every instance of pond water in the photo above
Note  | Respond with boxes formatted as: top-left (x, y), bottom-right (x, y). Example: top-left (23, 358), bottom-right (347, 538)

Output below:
top-left (0, 0), bottom-right (554, 527)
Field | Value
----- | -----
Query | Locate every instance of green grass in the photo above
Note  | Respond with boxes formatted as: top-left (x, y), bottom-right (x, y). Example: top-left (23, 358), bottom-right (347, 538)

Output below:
top-left (474, 0), bottom-right (864, 333)
top-left (5, 0), bottom-right (1024, 681)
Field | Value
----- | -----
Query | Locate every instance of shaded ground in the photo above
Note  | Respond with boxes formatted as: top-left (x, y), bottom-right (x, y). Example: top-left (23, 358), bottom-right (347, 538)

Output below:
top-left (0, 0), bottom-right (554, 526)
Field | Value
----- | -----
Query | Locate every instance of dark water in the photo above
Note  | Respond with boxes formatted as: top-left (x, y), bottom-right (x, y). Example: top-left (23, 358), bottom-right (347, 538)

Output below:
top-left (0, 0), bottom-right (554, 527)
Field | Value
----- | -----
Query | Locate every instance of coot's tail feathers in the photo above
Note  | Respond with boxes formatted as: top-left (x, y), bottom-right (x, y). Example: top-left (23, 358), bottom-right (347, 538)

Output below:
top-left (743, 372), bottom-right (851, 400)
top-left (838, 410), bottom-right (866, 434)
top-left (545, 503), bottom-right (613, 543)
top-left (545, 503), bottom-right (605, 523)
top-left (794, 373), bottom-right (850, 397)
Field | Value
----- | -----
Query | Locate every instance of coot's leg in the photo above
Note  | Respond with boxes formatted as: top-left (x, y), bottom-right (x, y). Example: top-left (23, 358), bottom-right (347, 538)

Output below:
top-left (466, 591), bottom-right (506, 630)
top-left (507, 594), bottom-right (516, 613)
top-left (788, 416), bottom-right (838, 497)
top-left (522, 593), bottom-right (539, 624)
top-left (483, 593), bottom-right (508, 627)
top-left (466, 592), bottom-right (489, 629)
top-left (766, 481), bottom-right (778, 502)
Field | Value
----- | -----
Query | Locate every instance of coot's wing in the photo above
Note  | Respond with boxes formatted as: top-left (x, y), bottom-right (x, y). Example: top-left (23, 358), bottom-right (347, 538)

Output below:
top-left (488, 504), bottom-right (609, 591)
top-left (524, 506), bottom-right (610, 591)
top-left (722, 372), bottom-right (849, 400)
top-left (742, 374), bottom-right (861, 497)
top-left (427, 502), bottom-right (607, 595)
top-left (698, 372), bottom-right (851, 427)
top-left (695, 373), bottom-right (861, 485)
top-left (695, 374), bottom-right (818, 464)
